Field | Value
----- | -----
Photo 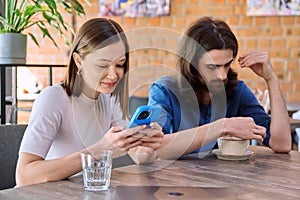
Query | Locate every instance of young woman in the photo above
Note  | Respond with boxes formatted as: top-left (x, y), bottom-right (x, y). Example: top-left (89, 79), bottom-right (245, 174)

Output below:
top-left (16, 18), bottom-right (162, 186)
top-left (151, 17), bottom-right (291, 159)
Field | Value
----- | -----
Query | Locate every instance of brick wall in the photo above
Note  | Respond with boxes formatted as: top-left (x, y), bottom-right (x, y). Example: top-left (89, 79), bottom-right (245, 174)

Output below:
top-left (26, 0), bottom-right (300, 102)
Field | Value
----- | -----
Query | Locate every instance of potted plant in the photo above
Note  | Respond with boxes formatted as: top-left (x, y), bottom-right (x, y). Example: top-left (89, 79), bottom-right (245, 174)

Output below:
top-left (0, 0), bottom-right (88, 64)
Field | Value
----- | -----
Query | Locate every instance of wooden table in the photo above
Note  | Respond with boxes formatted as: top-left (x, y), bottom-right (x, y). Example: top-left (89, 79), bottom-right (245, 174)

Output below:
top-left (0, 146), bottom-right (299, 199)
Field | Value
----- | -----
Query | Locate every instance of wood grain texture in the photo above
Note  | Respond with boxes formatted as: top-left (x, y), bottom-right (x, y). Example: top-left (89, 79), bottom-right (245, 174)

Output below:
top-left (0, 146), bottom-right (299, 200)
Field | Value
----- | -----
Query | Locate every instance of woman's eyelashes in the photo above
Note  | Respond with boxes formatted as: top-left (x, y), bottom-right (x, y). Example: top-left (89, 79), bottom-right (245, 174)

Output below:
top-left (98, 63), bottom-right (125, 69)
top-left (116, 64), bottom-right (124, 68)
top-left (99, 64), bottom-right (109, 69)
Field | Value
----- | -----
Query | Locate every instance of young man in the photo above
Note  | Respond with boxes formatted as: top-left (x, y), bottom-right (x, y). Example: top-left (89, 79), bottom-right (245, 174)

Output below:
top-left (150, 17), bottom-right (291, 158)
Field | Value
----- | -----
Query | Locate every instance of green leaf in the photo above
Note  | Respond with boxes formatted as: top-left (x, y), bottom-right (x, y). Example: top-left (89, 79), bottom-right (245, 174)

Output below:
top-left (42, 11), bottom-right (54, 24)
top-left (0, 16), bottom-right (15, 32)
top-left (62, 34), bottom-right (71, 46)
top-left (68, 0), bottom-right (85, 15)
top-left (44, 0), bottom-right (57, 12)
top-left (37, 23), bottom-right (58, 47)
top-left (28, 32), bottom-right (39, 46)
top-left (56, 12), bottom-right (67, 30)
top-left (0, 0), bottom-right (90, 48)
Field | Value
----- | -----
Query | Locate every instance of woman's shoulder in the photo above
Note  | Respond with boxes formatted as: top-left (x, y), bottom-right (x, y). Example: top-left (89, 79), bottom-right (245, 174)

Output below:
top-left (41, 84), bottom-right (66, 95)
top-left (35, 84), bottom-right (69, 106)
top-left (38, 84), bottom-right (66, 97)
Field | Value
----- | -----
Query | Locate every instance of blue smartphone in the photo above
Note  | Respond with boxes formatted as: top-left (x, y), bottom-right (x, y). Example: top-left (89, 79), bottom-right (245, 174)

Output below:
top-left (126, 105), bottom-right (162, 129)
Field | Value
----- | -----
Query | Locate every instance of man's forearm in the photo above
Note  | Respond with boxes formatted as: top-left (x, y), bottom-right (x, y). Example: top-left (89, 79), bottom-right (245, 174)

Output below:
top-left (267, 78), bottom-right (291, 153)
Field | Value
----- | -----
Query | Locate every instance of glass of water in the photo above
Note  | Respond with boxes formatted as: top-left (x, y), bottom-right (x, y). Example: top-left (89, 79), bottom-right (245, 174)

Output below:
top-left (80, 150), bottom-right (113, 191)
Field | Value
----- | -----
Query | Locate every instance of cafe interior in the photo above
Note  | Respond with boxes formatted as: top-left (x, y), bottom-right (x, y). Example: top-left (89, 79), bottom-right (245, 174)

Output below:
top-left (0, 0), bottom-right (300, 199)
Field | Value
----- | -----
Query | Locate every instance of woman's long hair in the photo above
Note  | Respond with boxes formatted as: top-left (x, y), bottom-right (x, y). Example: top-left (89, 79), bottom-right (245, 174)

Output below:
top-left (61, 18), bottom-right (129, 119)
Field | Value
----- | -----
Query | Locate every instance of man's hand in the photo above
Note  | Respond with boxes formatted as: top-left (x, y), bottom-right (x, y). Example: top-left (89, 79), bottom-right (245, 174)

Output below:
top-left (238, 51), bottom-right (277, 82)
top-left (222, 117), bottom-right (266, 142)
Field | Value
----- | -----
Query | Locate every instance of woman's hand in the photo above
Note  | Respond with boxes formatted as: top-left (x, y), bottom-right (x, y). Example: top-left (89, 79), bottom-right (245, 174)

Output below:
top-left (128, 146), bottom-right (158, 164)
top-left (238, 51), bottom-right (277, 82)
top-left (129, 146), bottom-right (154, 154)
top-left (128, 123), bottom-right (163, 164)
top-left (89, 125), bottom-right (148, 157)
top-left (106, 125), bottom-right (148, 151)
top-left (133, 122), bottom-right (164, 151)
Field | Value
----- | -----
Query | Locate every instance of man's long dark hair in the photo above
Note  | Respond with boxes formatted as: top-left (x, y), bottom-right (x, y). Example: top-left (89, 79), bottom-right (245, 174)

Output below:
top-left (177, 17), bottom-right (238, 102)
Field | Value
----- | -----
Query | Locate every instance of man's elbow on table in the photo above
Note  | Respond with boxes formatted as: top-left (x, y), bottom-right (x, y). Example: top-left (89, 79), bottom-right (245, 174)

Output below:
top-left (268, 127), bottom-right (292, 153)
top-left (269, 140), bottom-right (291, 153)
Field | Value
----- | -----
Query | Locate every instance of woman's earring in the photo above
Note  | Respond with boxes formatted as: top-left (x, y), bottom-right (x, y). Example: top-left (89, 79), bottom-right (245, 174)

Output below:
top-left (77, 68), bottom-right (82, 76)
top-left (73, 68), bottom-right (83, 96)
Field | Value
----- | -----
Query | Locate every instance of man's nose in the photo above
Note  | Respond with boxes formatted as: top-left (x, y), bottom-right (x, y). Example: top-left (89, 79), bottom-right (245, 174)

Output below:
top-left (216, 67), bottom-right (227, 80)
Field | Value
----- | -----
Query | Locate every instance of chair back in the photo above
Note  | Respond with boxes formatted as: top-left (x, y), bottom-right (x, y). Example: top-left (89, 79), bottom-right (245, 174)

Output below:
top-left (0, 124), bottom-right (27, 190)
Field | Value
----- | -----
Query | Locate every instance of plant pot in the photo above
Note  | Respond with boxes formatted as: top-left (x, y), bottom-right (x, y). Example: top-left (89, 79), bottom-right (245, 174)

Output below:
top-left (0, 33), bottom-right (27, 64)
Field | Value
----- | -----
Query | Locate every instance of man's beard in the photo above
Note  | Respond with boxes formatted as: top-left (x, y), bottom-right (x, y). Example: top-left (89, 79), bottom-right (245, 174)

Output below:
top-left (206, 79), bottom-right (228, 94)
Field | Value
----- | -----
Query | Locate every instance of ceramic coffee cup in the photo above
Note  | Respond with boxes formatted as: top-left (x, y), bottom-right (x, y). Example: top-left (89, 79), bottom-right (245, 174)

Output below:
top-left (217, 136), bottom-right (250, 155)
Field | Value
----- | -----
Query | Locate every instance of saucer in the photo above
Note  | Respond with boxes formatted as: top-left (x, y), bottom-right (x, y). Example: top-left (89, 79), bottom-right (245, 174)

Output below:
top-left (212, 149), bottom-right (254, 161)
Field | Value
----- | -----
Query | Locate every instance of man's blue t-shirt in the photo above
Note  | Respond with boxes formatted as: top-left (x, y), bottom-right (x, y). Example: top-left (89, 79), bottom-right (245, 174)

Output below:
top-left (148, 76), bottom-right (270, 153)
